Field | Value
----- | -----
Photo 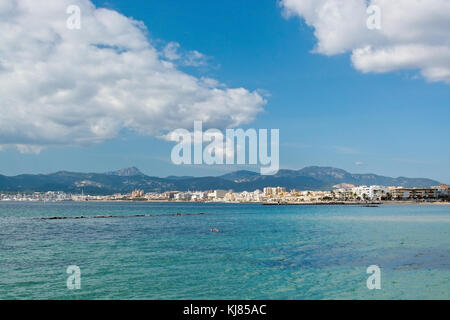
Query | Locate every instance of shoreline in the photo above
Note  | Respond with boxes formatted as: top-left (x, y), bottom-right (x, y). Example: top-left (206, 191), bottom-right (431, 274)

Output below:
top-left (1, 199), bottom-right (449, 205)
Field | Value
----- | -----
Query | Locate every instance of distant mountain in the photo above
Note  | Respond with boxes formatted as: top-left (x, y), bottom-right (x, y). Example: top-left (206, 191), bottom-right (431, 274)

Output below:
top-left (165, 175), bottom-right (196, 180)
top-left (220, 170), bottom-right (260, 182)
top-left (218, 166), bottom-right (439, 190)
top-left (0, 166), bottom-right (441, 194)
top-left (105, 166), bottom-right (144, 177)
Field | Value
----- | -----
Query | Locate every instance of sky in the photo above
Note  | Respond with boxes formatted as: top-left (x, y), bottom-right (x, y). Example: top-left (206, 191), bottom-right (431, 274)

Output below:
top-left (0, 0), bottom-right (449, 182)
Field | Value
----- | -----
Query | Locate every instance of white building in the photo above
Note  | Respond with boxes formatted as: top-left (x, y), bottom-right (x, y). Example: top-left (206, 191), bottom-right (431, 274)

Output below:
top-left (191, 192), bottom-right (207, 201)
top-left (432, 184), bottom-right (449, 198)
top-left (263, 187), bottom-right (286, 197)
top-left (208, 190), bottom-right (228, 201)
top-left (174, 192), bottom-right (192, 201)
top-left (352, 185), bottom-right (390, 200)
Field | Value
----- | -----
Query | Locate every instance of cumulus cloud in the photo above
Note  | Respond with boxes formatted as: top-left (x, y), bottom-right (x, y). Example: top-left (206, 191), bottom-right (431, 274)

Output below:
top-left (0, 0), bottom-right (265, 152)
top-left (163, 42), bottom-right (181, 61)
top-left (280, 0), bottom-right (450, 84)
top-left (163, 42), bottom-right (209, 67)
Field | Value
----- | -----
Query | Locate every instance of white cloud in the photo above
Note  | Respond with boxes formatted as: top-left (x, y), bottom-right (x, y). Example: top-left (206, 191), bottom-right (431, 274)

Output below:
top-left (183, 50), bottom-right (209, 67)
top-left (280, 0), bottom-right (450, 84)
top-left (163, 41), bottom-right (181, 61)
top-left (0, 0), bottom-right (266, 153)
top-left (163, 41), bottom-right (209, 66)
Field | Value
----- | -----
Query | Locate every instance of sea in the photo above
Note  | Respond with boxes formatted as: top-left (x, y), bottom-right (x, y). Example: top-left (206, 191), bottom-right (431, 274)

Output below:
top-left (0, 201), bottom-right (449, 299)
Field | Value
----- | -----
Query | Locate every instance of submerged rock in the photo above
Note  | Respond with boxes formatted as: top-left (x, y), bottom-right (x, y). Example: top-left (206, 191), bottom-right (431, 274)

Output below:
top-left (39, 212), bottom-right (207, 220)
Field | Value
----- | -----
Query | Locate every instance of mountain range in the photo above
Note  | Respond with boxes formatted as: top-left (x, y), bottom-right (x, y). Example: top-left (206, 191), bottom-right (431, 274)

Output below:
top-left (0, 166), bottom-right (441, 194)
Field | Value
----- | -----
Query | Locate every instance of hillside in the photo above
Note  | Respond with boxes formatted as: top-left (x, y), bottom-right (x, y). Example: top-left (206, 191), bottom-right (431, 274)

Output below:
top-left (0, 166), bottom-right (440, 194)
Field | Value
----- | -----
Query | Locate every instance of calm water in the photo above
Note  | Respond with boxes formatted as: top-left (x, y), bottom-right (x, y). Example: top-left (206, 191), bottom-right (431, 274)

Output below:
top-left (0, 202), bottom-right (449, 300)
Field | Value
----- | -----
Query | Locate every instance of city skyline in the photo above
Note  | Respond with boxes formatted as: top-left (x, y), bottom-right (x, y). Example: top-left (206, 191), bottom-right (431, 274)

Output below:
top-left (2, 184), bottom-right (449, 203)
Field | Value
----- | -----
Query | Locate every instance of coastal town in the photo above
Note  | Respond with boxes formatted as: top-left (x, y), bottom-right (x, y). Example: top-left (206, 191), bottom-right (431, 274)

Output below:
top-left (1, 184), bottom-right (449, 203)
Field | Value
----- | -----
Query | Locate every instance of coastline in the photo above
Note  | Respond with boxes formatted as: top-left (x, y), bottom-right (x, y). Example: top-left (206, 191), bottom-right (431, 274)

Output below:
top-left (1, 199), bottom-right (449, 205)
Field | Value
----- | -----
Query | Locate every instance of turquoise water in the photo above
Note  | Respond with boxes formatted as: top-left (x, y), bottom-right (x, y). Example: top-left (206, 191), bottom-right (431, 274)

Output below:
top-left (0, 202), bottom-right (449, 300)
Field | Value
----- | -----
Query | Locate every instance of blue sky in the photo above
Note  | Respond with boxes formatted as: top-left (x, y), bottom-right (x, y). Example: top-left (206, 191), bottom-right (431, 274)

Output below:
top-left (1, 0), bottom-right (449, 183)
